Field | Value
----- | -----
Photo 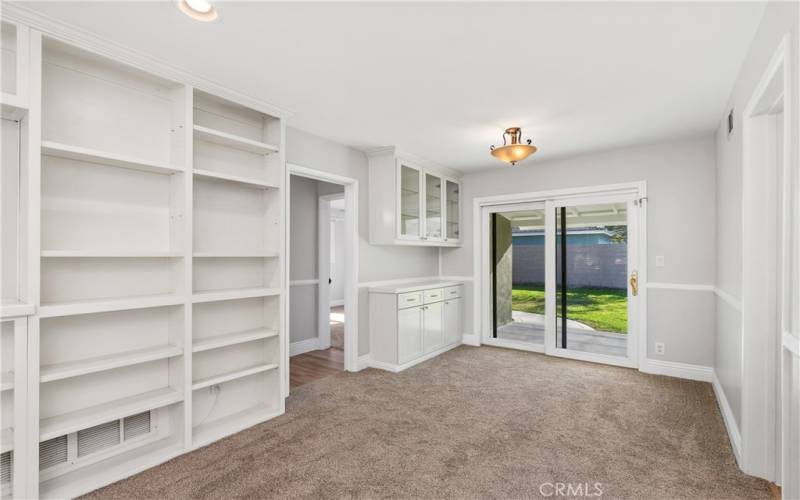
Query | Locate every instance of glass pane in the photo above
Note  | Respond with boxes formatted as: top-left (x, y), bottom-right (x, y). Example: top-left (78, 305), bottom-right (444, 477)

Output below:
top-left (399, 165), bottom-right (420, 237)
top-left (556, 203), bottom-right (628, 357)
top-left (425, 173), bottom-right (442, 239)
top-left (446, 180), bottom-right (459, 240)
top-left (492, 209), bottom-right (546, 346)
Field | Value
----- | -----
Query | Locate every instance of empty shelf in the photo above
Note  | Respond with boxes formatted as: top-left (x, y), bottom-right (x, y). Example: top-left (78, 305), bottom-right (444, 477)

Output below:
top-left (0, 299), bottom-right (35, 319)
top-left (193, 252), bottom-right (279, 258)
top-left (1, 428), bottom-right (12, 453)
top-left (192, 287), bottom-right (280, 304)
top-left (193, 168), bottom-right (278, 189)
top-left (39, 294), bottom-right (185, 318)
top-left (40, 345), bottom-right (183, 383)
top-left (41, 250), bottom-right (183, 258)
top-left (40, 387), bottom-right (183, 441)
top-left (42, 141), bottom-right (184, 175)
top-left (192, 404), bottom-right (280, 449)
top-left (193, 328), bottom-right (278, 353)
top-left (192, 363), bottom-right (278, 390)
top-left (0, 372), bottom-right (13, 391)
top-left (193, 125), bottom-right (279, 155)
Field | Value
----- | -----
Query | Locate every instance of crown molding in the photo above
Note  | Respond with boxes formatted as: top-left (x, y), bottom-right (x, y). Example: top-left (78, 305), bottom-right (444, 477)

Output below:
top-left (363, 145), bottom-right (463, 178)
top-left (1, 2), bottom-right (294, 119)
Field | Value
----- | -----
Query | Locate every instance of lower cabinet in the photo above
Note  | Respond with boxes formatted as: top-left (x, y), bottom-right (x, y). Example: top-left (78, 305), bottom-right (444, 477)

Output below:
top-left (369, 282), bottom-right (463, 371)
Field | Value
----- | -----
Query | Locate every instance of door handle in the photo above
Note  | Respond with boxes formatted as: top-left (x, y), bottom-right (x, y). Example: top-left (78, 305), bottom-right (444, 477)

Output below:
top-left (630, 271), bottom-right (638, 296)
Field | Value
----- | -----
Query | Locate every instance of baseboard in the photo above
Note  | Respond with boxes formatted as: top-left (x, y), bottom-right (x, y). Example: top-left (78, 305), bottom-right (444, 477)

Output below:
top-left (289, 337), bottom-right (319, 357)
top-left (356, 354), bottom-right (371, 371)
top-left (462, 334), bottom-right (480, 346)
top-left (639, 359), bottom-right (713, 382)
top-left (712, 370), bottom-right (742, 465)
top-left (369, 342), bottom-right (461, 373)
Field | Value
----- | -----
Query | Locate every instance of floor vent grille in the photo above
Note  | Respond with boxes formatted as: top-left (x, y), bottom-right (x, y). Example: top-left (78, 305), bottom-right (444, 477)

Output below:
top-left (39, 435), bottom-right (68, 470)
top-left (77, 420), bottom-right (120, 458)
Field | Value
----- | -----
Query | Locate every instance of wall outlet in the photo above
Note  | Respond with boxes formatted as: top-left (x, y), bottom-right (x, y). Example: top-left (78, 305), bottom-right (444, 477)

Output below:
top-left (210, 384), bottom-right (221, 395)
top-left (655, 255), bottom-right (665, 267)
top-left (654, 342), bottom-right (665, 355)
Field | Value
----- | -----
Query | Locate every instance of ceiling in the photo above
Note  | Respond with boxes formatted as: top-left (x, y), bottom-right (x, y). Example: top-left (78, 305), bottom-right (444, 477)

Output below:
top-left (17, 1), bottom-right (765, 173)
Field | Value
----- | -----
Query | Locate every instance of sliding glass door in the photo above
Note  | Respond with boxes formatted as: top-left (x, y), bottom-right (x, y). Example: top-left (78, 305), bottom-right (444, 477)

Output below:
top-left (486, 190), bottom-right (641, 367)
top-left (552, 200), bottom-right (636, 364)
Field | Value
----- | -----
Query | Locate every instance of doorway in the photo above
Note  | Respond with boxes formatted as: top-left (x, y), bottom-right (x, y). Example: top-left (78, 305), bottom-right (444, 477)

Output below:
top-left (286, 164), bottom-right (359, 395)
top-left (480, 183), bottom-right (645, 369)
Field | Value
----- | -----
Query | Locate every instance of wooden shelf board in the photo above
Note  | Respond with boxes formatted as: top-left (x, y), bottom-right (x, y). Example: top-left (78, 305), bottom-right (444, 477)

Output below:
top-left (193, 168), bottom-right (278, 189)
top-left (40, 345), bottom-right (183, 383)
top-left (39, 436), bottom-right (183, 500)
top-left (193, 252), bottom-right (278, 258)
top-left (192, 404), bottom-right (281, 450)
top-left (192, 287), bottom-right (280, 304)
top-left (40, 387), bottom-right (183, 441)
top-left (0, 372), bottom-right (13, 392)
top-left (41, 250), bottom-right (183, 258)
top-left (193, 125), bottom-right (279, 155)
top-left (0, 299), bottom-right (35, 319)
top-left (1, 427), bottom-right (12, 453)
top-left (39, 294), bottom-right (185, 318)
top-left (193, 328), bottom-right (278, 353)
top-left (41, 141), bottom-right (184, 175)
top-left (192, 363), bottom-right (278, 391)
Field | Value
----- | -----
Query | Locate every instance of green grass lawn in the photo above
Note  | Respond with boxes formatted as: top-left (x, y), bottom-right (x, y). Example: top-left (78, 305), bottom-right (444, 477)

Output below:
top-left (511, 284), bottom-right (628, 333)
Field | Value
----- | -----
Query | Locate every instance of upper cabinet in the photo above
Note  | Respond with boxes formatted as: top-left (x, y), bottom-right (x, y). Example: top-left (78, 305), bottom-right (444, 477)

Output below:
top-left (369, 148), bottom-right (461, 247)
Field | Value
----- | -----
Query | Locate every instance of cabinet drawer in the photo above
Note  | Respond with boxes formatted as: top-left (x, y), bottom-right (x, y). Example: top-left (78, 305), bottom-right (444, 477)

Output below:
top-left (398, 291), bottom-right (423, 309)
top-left (444, 285), bottom-right (462, 299)
top-left (423, 288), bottom-right (444, 304)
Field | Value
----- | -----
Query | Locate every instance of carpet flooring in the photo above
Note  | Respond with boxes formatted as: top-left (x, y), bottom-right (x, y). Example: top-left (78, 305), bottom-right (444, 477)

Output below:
top-left (83, 346), bottom-right (770, 499)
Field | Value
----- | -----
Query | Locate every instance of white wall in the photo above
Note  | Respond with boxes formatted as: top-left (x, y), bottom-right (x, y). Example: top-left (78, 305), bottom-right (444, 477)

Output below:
top-left (287, 127), bottom-right (440, 356)
top-left (713, 0), bottom-right (799, 431)
top-left (330, 209), bottom-right (345, 304)
top-left (440, 135), bottom-right (717, 366)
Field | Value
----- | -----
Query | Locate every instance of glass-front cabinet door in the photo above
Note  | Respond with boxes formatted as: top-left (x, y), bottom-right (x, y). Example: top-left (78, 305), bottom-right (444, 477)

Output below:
top-left (445, 179), bottom-right (460, 241)
top-left (398, 163), bottom-right (422, 239)
top-left (424, 172), bottom-right (444, 241)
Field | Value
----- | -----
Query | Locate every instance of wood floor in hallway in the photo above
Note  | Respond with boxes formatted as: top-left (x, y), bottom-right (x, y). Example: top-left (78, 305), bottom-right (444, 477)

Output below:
top-left (290, 347), bottom-right (344, 389)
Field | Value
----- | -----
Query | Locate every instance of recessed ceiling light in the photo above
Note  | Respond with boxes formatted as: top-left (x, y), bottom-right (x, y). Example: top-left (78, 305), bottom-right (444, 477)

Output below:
top-left (178, 0), bottom-right (218, 22)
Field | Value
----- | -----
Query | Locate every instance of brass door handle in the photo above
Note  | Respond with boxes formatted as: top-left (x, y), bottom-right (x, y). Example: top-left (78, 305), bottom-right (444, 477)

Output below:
top-left (630, 271), bottom-right (638, 296)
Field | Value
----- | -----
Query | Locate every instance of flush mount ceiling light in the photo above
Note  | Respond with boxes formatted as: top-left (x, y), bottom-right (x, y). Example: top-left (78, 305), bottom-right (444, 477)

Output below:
top-left (178, 0), bottom-right (218, 22)
top-left (490, 127), bottom-right (537, 165)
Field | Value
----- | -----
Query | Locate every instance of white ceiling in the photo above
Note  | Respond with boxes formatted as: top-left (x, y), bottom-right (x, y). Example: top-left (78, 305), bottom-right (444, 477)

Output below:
top-left (18, 1), bottom-right (765, 172)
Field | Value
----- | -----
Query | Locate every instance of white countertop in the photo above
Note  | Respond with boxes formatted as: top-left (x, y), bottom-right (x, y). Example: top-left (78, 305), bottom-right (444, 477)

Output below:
top-left (369, 280), bottom-right (463, 294)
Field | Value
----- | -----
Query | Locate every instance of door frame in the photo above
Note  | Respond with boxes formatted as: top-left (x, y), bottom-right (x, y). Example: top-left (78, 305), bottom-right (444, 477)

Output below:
top-left (317, 192), bottom-right (345, 349)
top-left (740, 33), bottom-right (793, 485)
top-left (286, 164), bottom-right (360, 395)
top-left (473, 181), bottom-right (648, 369)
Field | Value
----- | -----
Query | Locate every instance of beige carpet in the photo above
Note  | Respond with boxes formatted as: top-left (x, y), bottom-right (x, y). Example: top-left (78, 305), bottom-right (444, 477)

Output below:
top-left (83, 346), bottom-right (770, 499)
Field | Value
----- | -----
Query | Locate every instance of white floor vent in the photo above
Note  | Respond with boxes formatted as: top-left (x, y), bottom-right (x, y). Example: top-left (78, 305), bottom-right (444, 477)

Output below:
top-left (77, 420), bottom-right (120, 458)
top-left (1, 450), bottom-right (12, 486)
top-left (123, 411), bottom-right (151, 441)
top-left (39, 435), bottom-right (68, 470)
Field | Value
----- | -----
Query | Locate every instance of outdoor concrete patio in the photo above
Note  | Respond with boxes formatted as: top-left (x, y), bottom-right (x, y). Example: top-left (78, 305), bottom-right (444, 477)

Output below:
top-left (496, 311), bottom-right (628, 357)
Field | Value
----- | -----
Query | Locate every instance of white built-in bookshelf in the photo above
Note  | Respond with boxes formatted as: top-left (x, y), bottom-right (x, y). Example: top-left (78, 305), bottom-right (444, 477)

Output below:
top-left (0, 20), bottom-right (286, 499)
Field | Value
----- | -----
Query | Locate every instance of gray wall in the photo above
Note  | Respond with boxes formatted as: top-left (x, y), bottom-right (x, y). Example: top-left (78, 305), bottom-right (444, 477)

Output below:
top-left (441, 135), bottom-right (717, 366)
top-left (515, 244), bottom-right (627, 289)
top-left (713, 1), bottom-right (799, 429)
top-left (287, 127), bottom-right (440, 356)
top-left (288, 176), bottom-right (343, 344)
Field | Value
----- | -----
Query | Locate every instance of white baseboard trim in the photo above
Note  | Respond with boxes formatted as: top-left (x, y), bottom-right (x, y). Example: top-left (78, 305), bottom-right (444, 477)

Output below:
top-left (712, 370), bottom-right (742, 465)
top-left (356, 354), bottom-right (371, 371)
top-left (462, 334), bottom-right (480, 346)
top-left (289, 337), bottom-right (319, 357)
top-left (369, 342), bottom-right (461, 373)
top-left (639, 359), bottom-right (713, 382)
